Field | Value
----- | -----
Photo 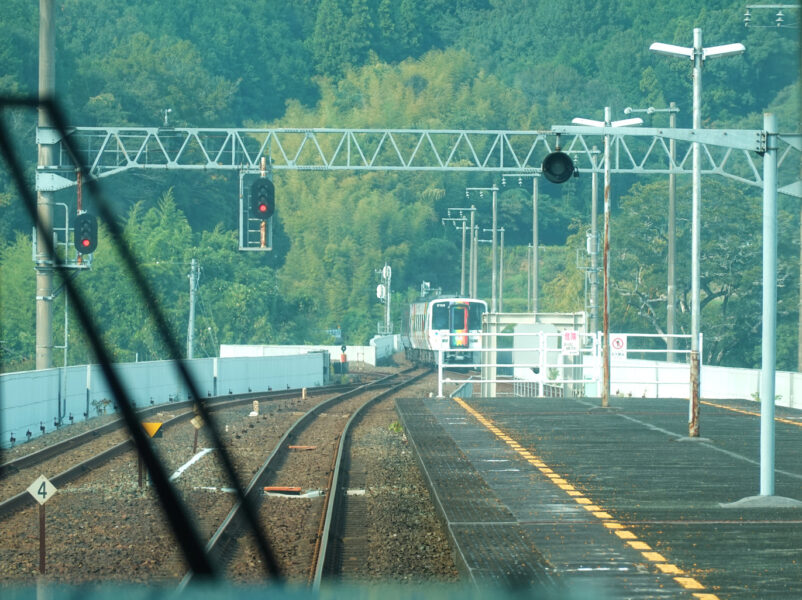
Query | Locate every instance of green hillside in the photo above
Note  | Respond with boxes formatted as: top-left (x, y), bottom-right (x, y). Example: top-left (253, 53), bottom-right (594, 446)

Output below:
top-left (0, 1), bottom-right (799, 371)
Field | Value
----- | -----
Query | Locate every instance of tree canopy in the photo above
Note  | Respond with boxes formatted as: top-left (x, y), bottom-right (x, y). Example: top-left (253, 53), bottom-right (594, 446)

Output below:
top-left (0, 1), bottom-right (799, 371)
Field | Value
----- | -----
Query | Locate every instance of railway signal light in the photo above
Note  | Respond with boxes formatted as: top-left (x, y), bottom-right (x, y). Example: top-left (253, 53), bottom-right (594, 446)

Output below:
top-left (250, 178), bottom-right (275, 219)
top-left (541, 151), bottom-right (576, 184)
top-left (73, 212), bottom-right (98, 253)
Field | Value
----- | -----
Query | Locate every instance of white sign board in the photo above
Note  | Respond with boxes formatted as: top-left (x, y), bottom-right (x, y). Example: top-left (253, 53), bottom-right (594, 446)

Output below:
top-left (611, 335), bottom-right (627, 358)
top-left (561, 330), bottom-right (580, 356)
top-left (27, 475), bottom-right (57, 505)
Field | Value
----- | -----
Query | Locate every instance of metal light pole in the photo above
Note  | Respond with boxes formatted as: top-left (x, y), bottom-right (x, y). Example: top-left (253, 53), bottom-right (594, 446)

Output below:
top-left (651, 29), bottom-right (745, 435)
top-left (760, 112), bottom-right (779, 496)
top-left (624, 103), bottom-right (680, 358)
top-left (571, 109), bottom-right (643, 408)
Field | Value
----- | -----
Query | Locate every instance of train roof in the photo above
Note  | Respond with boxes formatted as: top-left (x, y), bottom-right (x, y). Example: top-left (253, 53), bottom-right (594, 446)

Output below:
top-left (411, 297), bottom-right (487, 305)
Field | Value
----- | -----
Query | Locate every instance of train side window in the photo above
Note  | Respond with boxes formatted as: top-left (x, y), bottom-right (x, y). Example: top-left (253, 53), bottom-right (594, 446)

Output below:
top-left (432, 303), bottom-right (449, 329)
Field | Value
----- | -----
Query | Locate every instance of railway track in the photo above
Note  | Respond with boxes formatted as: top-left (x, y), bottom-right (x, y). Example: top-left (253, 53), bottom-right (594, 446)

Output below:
top-left (178, 367), bottom-right (431, 587)
top-left (0, 367), bottom-right (457, 587)
top-left (0, 383), bottom-right (362, 520)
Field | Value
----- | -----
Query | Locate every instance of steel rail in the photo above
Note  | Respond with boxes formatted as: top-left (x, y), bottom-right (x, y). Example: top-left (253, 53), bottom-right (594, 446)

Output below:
top-left (176, 370), bottom-right (411, 590)
top-left (310, 368), bottom-right (431, 589)
top-left (0, 383), bottom-right (357, 479)
top-left (0, 383), bottom-right (364, 519)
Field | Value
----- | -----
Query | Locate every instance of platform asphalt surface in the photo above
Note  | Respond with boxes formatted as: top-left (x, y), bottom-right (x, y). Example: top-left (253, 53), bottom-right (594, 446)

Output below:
top-left (395, 396), bottom-right (802, 599)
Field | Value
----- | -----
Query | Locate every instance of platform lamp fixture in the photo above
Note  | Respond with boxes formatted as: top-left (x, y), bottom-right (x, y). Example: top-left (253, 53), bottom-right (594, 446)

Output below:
top-left (650, 29), bottom-right (745, 437)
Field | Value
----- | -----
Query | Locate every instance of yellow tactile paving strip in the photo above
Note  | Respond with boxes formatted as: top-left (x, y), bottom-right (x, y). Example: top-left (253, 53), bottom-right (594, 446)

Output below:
top-left (701, 399), bottom-right (802, 428)
top-left (453, 396), bottom-right (719, 600)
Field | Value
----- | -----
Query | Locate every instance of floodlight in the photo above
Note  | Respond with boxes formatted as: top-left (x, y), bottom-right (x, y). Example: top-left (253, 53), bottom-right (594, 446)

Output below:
top-left (649, 42), bottom-right (693, 58)
top-left (703, 43), bottom-right (746, 59)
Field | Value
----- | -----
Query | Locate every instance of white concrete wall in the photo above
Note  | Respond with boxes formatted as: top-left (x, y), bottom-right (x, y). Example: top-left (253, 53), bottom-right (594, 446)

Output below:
top-left (220, 337), bottom-right (401, 366)
top-left (369, 335), bottom-right (399, 363)
top-left (0, 353), bottom-right (328, 449)
top-left (608, 359), bottom-right (802, 410)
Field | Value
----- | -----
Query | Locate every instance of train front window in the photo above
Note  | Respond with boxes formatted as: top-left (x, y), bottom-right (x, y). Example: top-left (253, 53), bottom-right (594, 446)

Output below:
top-left (468, 303), bottom-right (484, 330)
top-left (451, 305), bottom-right (468, 332)
top-left (431, 303), bottom-right (449, 329)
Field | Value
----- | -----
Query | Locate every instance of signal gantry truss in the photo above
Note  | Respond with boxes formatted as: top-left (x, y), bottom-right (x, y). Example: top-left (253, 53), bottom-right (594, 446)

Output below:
top-left (37, 126), bottom-right (801, 197)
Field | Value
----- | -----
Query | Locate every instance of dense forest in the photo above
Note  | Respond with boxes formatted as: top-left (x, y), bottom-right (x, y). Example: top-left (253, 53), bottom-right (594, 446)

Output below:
top-left (0, 0), bottom-right (799, 372)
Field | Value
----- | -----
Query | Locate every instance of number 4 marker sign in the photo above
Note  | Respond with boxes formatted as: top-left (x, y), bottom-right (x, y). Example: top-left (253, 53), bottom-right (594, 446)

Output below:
top-left (27, 475), bottom-right (57, 574)
top-left (27, 475), bottom-right (57, 505)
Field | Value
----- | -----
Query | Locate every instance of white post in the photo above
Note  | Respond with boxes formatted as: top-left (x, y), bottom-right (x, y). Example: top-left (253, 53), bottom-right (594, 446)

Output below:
top-left (590, 149), bottom-right (599, 333)
top-left (760, 113), bottom-right (778, 496)
top-left (532, 177), bottom-right (539, 315)
top-left (491, 186), bottom-right (498, 313)
top-left (689, 28), bottom-right (703, 436)
top-left (437, 349), bottom-right (444, 398)
top-left (602, 107), bottom-right (611, 408)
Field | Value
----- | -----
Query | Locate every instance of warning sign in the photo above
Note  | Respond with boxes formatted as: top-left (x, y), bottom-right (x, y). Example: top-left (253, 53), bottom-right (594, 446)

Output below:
top-left (610, 335), bottom-right (627, 358)
top-left (561, 330), bottom-right (580, 356)
top-left (142, 422), bottom-right (164, 438)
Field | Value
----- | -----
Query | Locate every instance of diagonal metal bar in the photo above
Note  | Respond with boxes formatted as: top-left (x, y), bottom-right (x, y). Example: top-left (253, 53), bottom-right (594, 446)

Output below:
top-left (1, 99), bottom-right (219, 575)
top-left (2, 96), bottom-right (284, 580)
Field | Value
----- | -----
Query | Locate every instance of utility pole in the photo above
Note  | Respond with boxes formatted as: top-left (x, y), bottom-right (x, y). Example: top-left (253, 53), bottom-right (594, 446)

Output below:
top-left (502, 172), bottom-right (540, 315)
top-left (624, 103), bottom-right (680, 358)
top-left (590, 148), bottom-right (600, 334)
top-left (187, 259), bottom-right (199, 359)
top-left (471, 224), bottom-right (479, 298)
top-left (570, 109), bottom-right (643, 407)
top-left (469, 206), bottom-right (475, 297)
top-left (500, 228), bottom-right (505, 312)
top-left (443, 206), bottom-right (476, 297)
top-left (467, 186), bottom-right (500, 311)
top-left (484, 227), bottom-right (505, 311)
top-left (35, 0), bottom-right (55, 370)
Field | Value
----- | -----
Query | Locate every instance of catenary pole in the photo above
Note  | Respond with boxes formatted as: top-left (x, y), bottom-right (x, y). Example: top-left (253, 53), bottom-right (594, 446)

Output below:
top-left (532, 178), bottom-right (539, 314)
top-left (760, 113), bottom-right (778, 496)
top-left (35, 0), bottom-right (55, 369)
top-left (590, 148), bottom-right (599, 334)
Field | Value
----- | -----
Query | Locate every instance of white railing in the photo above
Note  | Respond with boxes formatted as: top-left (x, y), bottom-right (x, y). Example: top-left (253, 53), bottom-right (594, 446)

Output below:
top-left (437, 330), bottom-right (696, 399)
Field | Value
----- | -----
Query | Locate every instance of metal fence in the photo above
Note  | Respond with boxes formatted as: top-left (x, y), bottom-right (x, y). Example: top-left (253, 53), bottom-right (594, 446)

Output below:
top-left (437, 330), bottom-right (696, 399)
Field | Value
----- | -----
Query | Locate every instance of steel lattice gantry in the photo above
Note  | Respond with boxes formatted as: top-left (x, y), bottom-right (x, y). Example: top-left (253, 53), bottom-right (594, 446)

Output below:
top-left (35, 126), bottom-right (802, 198)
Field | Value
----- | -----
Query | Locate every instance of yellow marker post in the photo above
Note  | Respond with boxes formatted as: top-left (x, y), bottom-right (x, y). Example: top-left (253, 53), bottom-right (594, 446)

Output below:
top-left (142, 422), bottom-right (164, 438)
top-left (140, 422), bottom-right (163, 487)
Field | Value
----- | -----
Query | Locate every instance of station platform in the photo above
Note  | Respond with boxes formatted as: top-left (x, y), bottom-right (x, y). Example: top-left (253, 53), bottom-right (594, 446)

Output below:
top-left (395, 395), bottom-right (802, 599)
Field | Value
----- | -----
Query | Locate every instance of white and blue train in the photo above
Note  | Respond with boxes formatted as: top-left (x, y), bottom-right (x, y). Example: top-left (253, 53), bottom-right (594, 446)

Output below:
top-left (403, 297), bottom-right (487, 365)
